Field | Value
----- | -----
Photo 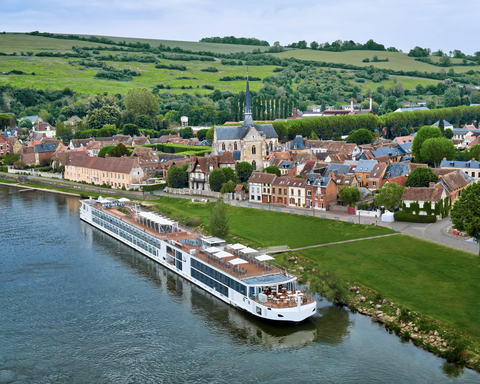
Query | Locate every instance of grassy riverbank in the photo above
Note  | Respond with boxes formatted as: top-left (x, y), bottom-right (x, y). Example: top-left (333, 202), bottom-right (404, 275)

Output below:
top-left (3, 181), bottom-right (479, 367)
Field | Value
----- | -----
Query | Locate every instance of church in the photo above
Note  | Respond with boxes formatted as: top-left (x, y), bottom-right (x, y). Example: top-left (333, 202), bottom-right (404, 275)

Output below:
top-left (211, 77), bottom-right (279, 171)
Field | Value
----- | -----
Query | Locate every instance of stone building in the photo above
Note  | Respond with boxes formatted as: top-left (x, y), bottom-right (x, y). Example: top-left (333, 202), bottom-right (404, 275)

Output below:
top-left (211, 77), bottom-right (279, 171)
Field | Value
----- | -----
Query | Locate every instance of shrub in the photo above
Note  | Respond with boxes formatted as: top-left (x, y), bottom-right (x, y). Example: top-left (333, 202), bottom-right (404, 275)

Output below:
top-left (394, 211), bottom-right (436, 223)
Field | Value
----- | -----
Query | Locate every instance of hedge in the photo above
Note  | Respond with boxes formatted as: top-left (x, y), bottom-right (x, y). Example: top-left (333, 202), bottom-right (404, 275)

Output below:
top-left (0, 166), bottom-right (8, 172)
top-left (141, 183), bottom-right (165, 192)
top-left (394, 211), bottom-right (437, 223)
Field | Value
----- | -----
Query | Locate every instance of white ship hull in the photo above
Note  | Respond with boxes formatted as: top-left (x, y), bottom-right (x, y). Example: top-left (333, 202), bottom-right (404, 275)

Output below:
top-left (80, 200), bottom-right (317, 323)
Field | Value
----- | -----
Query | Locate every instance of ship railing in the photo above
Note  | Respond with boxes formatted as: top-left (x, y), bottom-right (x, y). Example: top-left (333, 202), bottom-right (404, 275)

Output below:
top-left (253, 294), bottom-right (314, 309)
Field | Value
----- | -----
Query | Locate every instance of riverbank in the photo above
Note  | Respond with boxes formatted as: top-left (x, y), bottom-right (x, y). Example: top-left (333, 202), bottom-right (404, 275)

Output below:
top-left (273, 252), bottom-right (480, 372)
top-left (3, 178), bottom-right (479, 372)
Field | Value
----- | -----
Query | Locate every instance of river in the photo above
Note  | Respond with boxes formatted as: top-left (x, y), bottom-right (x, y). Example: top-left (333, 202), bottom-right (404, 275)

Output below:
top-left (1, 185), bottom-right (478, 383)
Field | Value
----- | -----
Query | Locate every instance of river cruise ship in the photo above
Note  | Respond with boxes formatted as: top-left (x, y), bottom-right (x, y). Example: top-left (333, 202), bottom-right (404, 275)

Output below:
top-left (80, 197), bottom-right (317, 323)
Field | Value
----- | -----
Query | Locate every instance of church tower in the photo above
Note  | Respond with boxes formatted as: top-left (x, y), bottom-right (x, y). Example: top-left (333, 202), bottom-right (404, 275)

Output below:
top-left (242, 70), bottom-right (254, 128)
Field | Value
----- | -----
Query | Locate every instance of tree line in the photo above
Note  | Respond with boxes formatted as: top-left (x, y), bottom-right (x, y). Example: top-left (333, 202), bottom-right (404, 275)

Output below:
top-left (200, 36), bottom-right (270, 46)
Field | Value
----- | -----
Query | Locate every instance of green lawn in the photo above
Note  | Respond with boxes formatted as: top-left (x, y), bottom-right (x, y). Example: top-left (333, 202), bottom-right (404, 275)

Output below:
top-left (296, 235), bottom-right (480, 340)
top-left (152, 196), bottom-right (394, 249)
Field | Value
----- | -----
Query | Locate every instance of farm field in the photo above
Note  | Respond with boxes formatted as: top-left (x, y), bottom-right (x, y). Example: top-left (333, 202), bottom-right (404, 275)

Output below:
top-left (272, 49), bottom-right (480, 74)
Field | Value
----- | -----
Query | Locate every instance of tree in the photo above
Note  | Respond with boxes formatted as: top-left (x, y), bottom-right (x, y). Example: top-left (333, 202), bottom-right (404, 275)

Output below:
top-left (206, 127), bottom-right (215, 141)
top-left (411, 126), bottom-right (442, 162)
top-left (124, 88), bottom-right (159, 118)
top-left (167, 165), bottom-right (187, 188)
top-left (310, 41), bottom-right (319, 50)
top-left (55, 121), bottom-right (73, 143)
top-left (179, 126), bottom-right (194, 139)
top-left (209, 198), bottom-right (229, 238)
top-left (220, 180), bottom-right (236, 194)
top-left (136, 114), bottom-right (153, 130)
top-left (236, 161), bottom-right (253, 183)
top-left (123, 123), bottom-right (140, 137)
top-left (445, 128), bottom-right (454, 139)
top-left (346, 129), bottom-right (374, 145)
top-left (420, 137), bottom-right (455, 167)
top-left (451, 183), bottom-right (480, 254)
top-left (222, 167), bottom-right (237, 183)
top-left (111, 143), bottom-right (130, 157)
top-left (338, 186), bottom-right (360, 207)
top-left (374, 182), bottom-right (404, 211)
top-left (263, 165), bottom-right (281, 177)
top-left (443, 88), bottom-right (460, 108)
top-left (87, 105), bottom-right (121, 130)
top-left (197, 129), bottom-right (209, 142)
top-left (404, 167), bottom-right (438, 187)
top-left (209, 169), bottom-right (227, 192)
top-left (19, 118), bottom-right (32, 128)
top-left (2, 153), bottom-right (19, 165)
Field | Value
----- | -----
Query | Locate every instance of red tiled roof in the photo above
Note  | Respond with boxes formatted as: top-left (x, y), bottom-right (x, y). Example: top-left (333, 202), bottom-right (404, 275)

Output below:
top-left (68, 154), bottom-right (140, 173)
top-left (248, 172), bottom-right (277, 184)
top-left (402, 184), bottom-right (445, 202)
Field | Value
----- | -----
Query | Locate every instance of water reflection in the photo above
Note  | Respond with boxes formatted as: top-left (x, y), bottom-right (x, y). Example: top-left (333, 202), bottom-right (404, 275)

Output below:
top-left (88, 223), bottom-right (353, 350)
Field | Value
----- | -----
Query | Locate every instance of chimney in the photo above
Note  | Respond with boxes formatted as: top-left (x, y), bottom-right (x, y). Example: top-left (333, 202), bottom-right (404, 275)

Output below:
top-left (370, 94), bottom-right (373, 110)
top-left (292, 108), bottom-right (297, 119)
top-left (429, 182), bottom-right (436, 188)
top-left (351, 98), bottom-right (354, 113)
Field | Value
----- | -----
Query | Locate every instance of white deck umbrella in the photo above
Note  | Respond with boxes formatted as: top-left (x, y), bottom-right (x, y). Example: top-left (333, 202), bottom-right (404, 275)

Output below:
top-left (204, 246), bottom-right (222, 254)
top-left (241, 247), bottom-right (258, 254)
top-left (228, 258), bottom-right (248, 265)
top-left (214, 251), bottom-right (234, 258)
top-left (228, 243), bottom-right (246, 250)
top-left (255, 255), bottom-right (275, 261)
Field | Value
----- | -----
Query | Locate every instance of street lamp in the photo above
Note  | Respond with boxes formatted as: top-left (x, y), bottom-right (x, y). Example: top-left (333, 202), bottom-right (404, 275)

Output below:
top-left (358, 210), bottom-right (361, 224)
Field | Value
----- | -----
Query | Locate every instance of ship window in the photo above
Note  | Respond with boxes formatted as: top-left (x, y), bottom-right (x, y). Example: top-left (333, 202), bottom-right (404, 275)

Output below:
top-left (278, 314), bottom-right (284, 318)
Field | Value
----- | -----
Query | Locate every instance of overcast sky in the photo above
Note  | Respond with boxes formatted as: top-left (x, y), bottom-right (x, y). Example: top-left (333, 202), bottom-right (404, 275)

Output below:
top-left (2, 0), bottom-right (478, 55)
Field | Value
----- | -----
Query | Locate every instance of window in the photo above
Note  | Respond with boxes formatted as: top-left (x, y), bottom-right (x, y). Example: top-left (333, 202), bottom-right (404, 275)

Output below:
top-left (234, 142), bottom-right (237, 150)
top-left (252, 145), bottom-right (256, 155)
top-left (222, 143), bottom-right (226, 151)
top-left (291, 189), bottom-right (293, 195)
top-left (298, 190), bottom-right (301, 196)
top-left (272, 188), bottom-right (275, 193)
top-left (307, 190), bottom-right (311, 196)
top-left (252, 160), bottom-right (256, 171)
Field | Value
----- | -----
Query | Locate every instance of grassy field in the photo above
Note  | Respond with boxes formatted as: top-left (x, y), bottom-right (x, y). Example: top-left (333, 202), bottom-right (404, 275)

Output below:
top-left (272, 49), bottom-right (480, 74)
top-left (296, 235), bottom-right (480, 340)
top-left (0, 33), bottom-right (452, 96)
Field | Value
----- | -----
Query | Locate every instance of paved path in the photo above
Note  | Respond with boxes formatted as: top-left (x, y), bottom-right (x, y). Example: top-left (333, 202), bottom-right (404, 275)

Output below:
top-left (289, 233), bottom-right (401, 251)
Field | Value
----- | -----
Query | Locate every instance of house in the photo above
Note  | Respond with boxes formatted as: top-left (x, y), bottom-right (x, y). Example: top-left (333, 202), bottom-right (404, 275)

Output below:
top-left (64, 154), bottom-right (145, 189)
top-left (272, 176), bottom-right (289, 206)
top-left (383, 163), bottom-right (410, 186)
top-left (436, 169), bottom-right (473, 204)
top-left (188, 155), bottom-right (220, 191)
top-left (330, 173), bottom-right (359, 192)
top-left (305, 176), bottom-right (337, 210)
top-left (401, 183), bottom-right (449, 220)
top-left (212, 77), bottom-right (279, 171)
top-left (451, 127), bottom-right (480, 141)
top-left (8, 137), bottom-right (23, 154)
top-left (439, 158), bottom-right (480, 180)
top-left (393, 135), bottom-right (414, 144)
top-left (285, 177), bottom-right (307, 207)
top-left (0, 135), bottom-right (10, 156)
top-left (394, 106), bottom-right (429, 113)
top-left (131, 147), bottom-right (160, 181)
top-left (248, 172), bottom-right (277, 203)
top-left (132, 135), bottom-right (152, 146)
top-left (433, 120), bottom-right (454, 130)
top-left (69, 139), bottom-right (91, 149)
top-left (367, 163), bottom-right (388, 189)
top-left (353, 159), bottom-right (377, 187)
top-left (234, 184), bottom-right (246, 200)
top-left (34, 142), bottom-right (58, 165)
top-left (32, 122), bottom-right (56, 138)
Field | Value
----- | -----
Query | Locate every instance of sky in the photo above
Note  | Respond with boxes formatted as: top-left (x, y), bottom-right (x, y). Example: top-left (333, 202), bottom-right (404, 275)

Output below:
top-left (2, 0), bottom-right (478, 55)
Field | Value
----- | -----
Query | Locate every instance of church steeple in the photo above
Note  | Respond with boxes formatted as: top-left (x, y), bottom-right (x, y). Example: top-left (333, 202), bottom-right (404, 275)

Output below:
top-left (243, 67), bottom-right (254, 127)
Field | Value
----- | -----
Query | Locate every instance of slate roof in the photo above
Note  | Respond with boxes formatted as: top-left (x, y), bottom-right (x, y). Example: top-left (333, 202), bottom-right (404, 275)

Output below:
top-left (290, 135), bottom-right (306, 150)
top-left (371, 145), bottom-right (405, 158)
top-left (324, 163), bottom-right (351, 176)
top-left (278, 160), bottom-right (295, 170)
top-left (440, 159), bottom-right (480, 169)
top-left (398, 142), bottom-right (412, 154)
top-left (395, 107), bottom-right (429, 112)
top-left (433, 120), bottom-right (453, 127)
top-left (354, 159), bottom-right (377, 173)
top-left (248, 172), bottom-right (277, 185)
top-left (232, 151), bottom-right (241, 161)
top-left (384, 163), bottom-right (410, 179)
top-left (34, 143), bottom-right (57, 153)
top-left (216, 124), bottom-right (278, 141)
top-left (312, 176), bottom-right (331, 187)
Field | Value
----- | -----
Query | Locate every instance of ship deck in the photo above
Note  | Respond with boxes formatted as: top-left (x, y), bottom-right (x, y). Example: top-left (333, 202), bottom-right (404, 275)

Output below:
top-left (92, 203), bottom-right (289, 281)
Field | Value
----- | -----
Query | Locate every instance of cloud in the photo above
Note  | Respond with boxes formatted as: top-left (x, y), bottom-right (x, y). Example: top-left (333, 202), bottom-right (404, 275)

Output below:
top-left (1, 0), bottom-right (478, 54)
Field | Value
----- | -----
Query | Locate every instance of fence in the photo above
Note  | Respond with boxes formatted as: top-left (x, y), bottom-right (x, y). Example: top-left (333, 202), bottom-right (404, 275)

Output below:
top-left (166, 187), bottom-right (234, 201)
